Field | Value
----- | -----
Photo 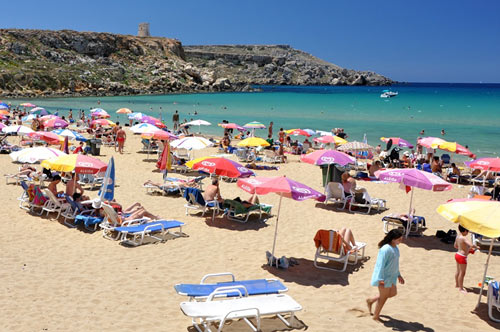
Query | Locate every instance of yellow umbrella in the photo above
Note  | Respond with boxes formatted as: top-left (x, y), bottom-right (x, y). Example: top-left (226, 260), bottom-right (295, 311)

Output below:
top-left (237, 137), bottom-right (270, 147)
top-left (185, 156), bottom-right (211, 169)
top-left (437, 199), bottom-right (500, 309)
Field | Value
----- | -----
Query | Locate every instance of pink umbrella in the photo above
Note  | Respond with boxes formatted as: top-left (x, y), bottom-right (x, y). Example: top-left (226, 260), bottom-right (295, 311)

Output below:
top-left (417, 137), bottom-right (446, 149)
top-left (141, 130), bottom-right (178, 141)
top-left (301, 149), bottom-right (355, 166)
top-left (237, 176), bottom-right (325, 266)
top-left (43, 118), bottom-right (69, 129)
top-left (287, 129), bottom-right (311, 137)
top-left (465, 158), bottom-right (500, 172)
top-left (381, 137), bottom-right (414, 148)
top-left (28, 131), bottom-right (62, 145)
top-left (219, 123), bottom-right (244, 130)
top-left (376, 168), bottom-right (452, 223)
top-left (141, 115), bottom-right (166, 128)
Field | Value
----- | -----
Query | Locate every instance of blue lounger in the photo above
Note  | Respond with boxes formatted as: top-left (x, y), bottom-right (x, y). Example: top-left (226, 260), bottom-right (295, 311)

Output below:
top-left (174, 272), bottom-right (288, 299)
top-left (114, 220), bottom-right (185, 246)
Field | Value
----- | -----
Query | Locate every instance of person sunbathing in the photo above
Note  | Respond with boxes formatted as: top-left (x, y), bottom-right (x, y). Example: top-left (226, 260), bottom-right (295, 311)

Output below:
top-left (97, 200), bottom-right (160, 223)
top-left (473, 170), bottom-right (496, 181)
top-left (338, 228), bottom-right (357, 252)
top-left (143, 179), bottom-right (198, 190)
top-left (231, 193), bottom-right (260, 208)
top-left (6, 164), bottom-right (39, 178)
top-left (245, 162), bottom-right (279, 170)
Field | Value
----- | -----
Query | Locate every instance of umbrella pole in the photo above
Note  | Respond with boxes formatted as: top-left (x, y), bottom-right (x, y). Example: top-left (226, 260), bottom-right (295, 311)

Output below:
top-left (475, 238), bottom-right (494, 309)
top-left (270, 193), bottom-right (283, 267)
top-left (408, 188), bottom-right (414, 216)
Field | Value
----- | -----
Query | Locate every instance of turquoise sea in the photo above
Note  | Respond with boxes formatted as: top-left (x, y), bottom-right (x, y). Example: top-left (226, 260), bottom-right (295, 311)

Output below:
top-left (8, 83), bottom-right (500, 157)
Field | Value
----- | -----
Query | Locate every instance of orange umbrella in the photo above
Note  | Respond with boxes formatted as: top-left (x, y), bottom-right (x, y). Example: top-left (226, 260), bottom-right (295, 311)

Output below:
top-left (116, 108), bottom-right (132, 114)
top-left (0, 110), bottom-right (10, 115)
top-left (141, 130), bottom-right (178, 141)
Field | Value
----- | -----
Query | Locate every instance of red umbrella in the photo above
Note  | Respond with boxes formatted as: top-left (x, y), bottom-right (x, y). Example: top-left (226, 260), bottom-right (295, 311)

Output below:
top-left (237, 176), bottom-right (325, 266)
top-left (142, 116), bottom-right (166, 128)
top-left (41, 154), bottom-right (107, 174)
top-left (287, 129), bottom-right (311, 137)
top-left (465, 158), bottom-right (500, 172)
top-left (28, 131), bottom-right (62, 145)
top-left (186, 157), bottom-right (254, 178)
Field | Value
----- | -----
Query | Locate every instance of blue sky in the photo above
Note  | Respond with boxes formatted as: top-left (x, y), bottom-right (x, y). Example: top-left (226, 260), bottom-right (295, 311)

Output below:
top-left (2, 0), bottom-right (499, 83)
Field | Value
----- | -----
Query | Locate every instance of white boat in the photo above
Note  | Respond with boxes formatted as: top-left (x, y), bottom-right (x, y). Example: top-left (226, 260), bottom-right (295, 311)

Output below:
top-left (380, 90), bottom-right (398, 98)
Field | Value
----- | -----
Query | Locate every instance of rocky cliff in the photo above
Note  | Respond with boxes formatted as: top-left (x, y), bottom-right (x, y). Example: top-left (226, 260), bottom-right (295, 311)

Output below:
top-left (184, 45), bottom-right (392, 88)
top-left (0, 29), bottom-right (392, 98)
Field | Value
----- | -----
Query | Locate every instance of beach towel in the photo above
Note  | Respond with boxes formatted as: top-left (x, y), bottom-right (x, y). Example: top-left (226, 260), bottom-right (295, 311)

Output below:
top-left (245, 164), bottom-right (279, 171)
top-left (314, 229), bottom-right (342, 253)
top-left (183, 187), bottom-right (205, 205)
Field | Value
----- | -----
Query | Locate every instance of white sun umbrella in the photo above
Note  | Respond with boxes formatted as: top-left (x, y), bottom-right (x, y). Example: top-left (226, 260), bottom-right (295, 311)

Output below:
top-left (170, 136), bottom-right (213, 159)
top-left (10, 147), bottom-right (67, 164)
top-left (51, 129), bottom-right (87, 141)
top-left (128, 112), bottom-right (147, 121)
top-left (130, 123), bottom-right (160, 134)
top-left (2, 125), bottom-right (34, 135)
top-left (184, 119), bottom-right (211, 134)
top-left (22, 114), bottom-right (38, 122)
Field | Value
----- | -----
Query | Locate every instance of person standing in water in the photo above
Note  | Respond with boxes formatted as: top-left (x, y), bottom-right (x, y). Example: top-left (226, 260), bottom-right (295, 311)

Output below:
top-left (366, 229), bottom-right (405, 322)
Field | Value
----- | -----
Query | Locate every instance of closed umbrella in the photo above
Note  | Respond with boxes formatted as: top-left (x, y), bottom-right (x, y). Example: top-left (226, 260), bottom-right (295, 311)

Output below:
top-left (237, 176), bottom-right (325, 266)
top-left (437, 199), bottom-right (500, 309)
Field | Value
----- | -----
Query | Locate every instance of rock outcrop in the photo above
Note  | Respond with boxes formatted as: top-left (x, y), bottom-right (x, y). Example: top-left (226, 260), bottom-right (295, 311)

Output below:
top-left (0, 29), bottom-right (392, 98)
top-left (184, 45), bottom-right (392, 87)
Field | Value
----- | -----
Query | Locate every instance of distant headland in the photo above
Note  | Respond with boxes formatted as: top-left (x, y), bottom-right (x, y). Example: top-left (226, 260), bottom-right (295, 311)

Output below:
top-left (0, 27), bottom-right (393, 98)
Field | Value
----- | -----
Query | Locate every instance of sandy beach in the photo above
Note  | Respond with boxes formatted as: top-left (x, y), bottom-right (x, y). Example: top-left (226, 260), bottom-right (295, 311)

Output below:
top-left (1, 133), bottom-right (499, 332)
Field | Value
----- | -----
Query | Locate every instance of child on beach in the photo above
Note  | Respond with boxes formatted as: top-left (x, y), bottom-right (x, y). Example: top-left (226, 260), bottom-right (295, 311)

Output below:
top-left (367, 229), bottom-right (405, 322)
top-left (454, 225), bottom-right (478, 294)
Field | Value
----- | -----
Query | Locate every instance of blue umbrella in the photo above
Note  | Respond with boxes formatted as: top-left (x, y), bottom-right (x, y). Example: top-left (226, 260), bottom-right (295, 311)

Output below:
top-left (98, 157), bottom-right (115, 202)
top-left (52, 129), bottom-right (87, 142)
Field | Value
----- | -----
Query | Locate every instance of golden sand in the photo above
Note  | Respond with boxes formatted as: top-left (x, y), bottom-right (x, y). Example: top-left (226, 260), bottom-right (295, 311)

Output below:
top-left (1, 133), bottom-right (499, 331)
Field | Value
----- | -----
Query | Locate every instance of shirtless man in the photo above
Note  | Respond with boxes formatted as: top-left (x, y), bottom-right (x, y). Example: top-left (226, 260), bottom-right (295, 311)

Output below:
top-left (203, 178), bottom-right (224, 204)
top-left (454, 225), bottom-right (477, 294)
top-left (66, 173), bottom-right (88, 202)
top-left (111, 122), bottom-right (120, 151)
top-left (116, 126), bottom-right (126, 154)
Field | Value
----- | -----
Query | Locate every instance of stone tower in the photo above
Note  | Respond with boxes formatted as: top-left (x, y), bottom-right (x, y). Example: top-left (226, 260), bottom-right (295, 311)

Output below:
top-left (138, 23), bottom-right (150, 37)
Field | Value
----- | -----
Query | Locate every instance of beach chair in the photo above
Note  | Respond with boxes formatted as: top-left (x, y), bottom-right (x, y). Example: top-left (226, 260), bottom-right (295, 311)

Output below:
top-left (382, 213), bottom-right (426, 238)
top-left (141, 139), bottom-right (159, 153)
top-left (263, 149), bottom-right (281, 163)
top-left (348, 188), bottom-right (386, 214)
top-left (174, 272), bottom-right (288, 301)
top-left (62, 195), bottom-right (101, 229)
top-left (472, 234), bottom-right (500, 254)
top-left (180, 290), bottom-right (302, 332)
top-left (441, 154), bottom-right (451, 168)
top-left (223, 199), bottom-right (272, 223)
top-left (113, 219), bottom-right (184, 246)
top-left (18, 181), bottom-right (32, 211)
top-left (99, 203), bottom-right (150, 241)
top-left (183, 187), bottom-right (221, 220)
top-left (174, 148), bottom-right (191, 161)
top-left (324, 182), bottom-right (351, 210)
top-left (78, 173), bottom-right (104, 190)
top-left (313, 229), bottom-right (366, 272)
top-left (41, 189), bottom-right (70, 219)
top-left (27, 184), bottom-right (49, 215)
top-left (488, 281), bottom-right (500, 323)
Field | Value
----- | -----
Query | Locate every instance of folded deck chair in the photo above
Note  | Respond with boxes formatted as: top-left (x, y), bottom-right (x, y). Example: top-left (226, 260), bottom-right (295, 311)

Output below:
top-left (472, 234), bottom-right (500, 254)
top-left (223, 199), bottom-right (272, 223)
top-left (174, 272), bottom-right (287, 300)
top-left (183, 187), bottom-right (220, 220)
top-left (382, 213), bottom-right (426, 238)
top-left (324, 182), bottom-right (351, 210)
top-left (180, 291), bottom-right (302, 332)
top-left (348, 188), bottom-right (386, 214)
top-left (489, 281), bottom-right (500, 323)
top-left (313, 229), bottom-right (366, 272)
top-left (114, 219), bottom-right (184, 246)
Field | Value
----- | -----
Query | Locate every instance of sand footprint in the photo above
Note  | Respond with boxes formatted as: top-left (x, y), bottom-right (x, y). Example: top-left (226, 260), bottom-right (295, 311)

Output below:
top-left (347, 307), bottom-right (371, 318)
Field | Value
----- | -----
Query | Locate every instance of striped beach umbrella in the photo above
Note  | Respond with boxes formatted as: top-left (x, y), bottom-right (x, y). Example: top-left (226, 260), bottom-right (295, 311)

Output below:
top-left (52, 129), bottom-right (87, 141)
top-left (10, 147), bottom-right (67, 163)
top-left (243, 121), bottom-right (266, 129)
top-left (41, 154), bottom-right (107, 174)
top-left (337, 141), bottom-right (373, 152)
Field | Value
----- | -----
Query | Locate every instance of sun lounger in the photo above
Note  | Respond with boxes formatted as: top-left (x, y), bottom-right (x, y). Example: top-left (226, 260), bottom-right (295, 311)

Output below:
top-left (313, 229), bottom-right (366, 272)
top-left (114, 219), bottom-right (184, 246)
top-left (472, 234), bottom-right (500, 254)
top-left (174, 272), bottom-right (288, 300)
top-left (488, 281), bottom-right (500, 323)
top-left (263, 149), bottom-right (281, 163)
top-left (324, 182), bottom-right (351, 210)
top-left (184, 187), bottom-right (221, 220)
top-left (349, 188), bottom-right (386, 214)
top-left (223, 199), bottom-right (272, 223)
top-left (180, 290), bottom-right (302, 332)
top-left (99, 203), bottom-right (150, 240)
top-left (382, 213), bottom-right (426, 238)
top-left (41, 189), bottom-right (70, 219)
top-left (62, 195), bottom-right (102, 229)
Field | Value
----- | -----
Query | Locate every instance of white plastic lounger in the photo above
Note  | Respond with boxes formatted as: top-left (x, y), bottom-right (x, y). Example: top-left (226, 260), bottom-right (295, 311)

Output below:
top-left (180, 289), bottom-right (302, 332)
top-left (114, 220), bottom-right (184, 246)
top-left (488, 281), bottom-right (500, 323)
top-left (174, 272), bottom-right (287, 300)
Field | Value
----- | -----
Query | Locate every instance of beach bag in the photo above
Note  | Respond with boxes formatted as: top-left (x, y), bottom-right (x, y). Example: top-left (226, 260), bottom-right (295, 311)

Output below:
top-left (441, 229), bottom-right (457, 244)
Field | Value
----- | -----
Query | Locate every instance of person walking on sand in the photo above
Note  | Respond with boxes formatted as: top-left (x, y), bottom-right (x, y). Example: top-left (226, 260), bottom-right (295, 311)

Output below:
top-left (367, 229), bottom-right (405, 322)
top-left (116, 126), bottom-right (126, 154)
top-left (454, 225), bottom-right (477, 294)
